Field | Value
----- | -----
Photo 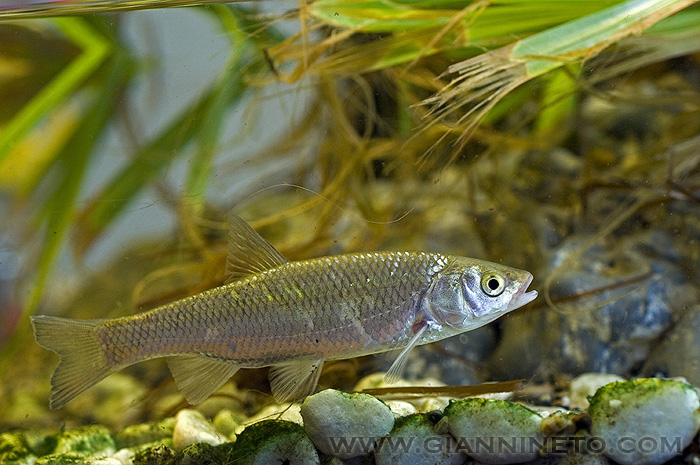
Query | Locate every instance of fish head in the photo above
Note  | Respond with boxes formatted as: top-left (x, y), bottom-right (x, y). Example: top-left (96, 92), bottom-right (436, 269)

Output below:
top-left (423, 257), bottom-right (537, 331)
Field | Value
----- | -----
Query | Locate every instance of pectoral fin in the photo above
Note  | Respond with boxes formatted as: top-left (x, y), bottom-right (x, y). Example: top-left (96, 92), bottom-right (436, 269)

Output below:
top-left (167, 355), bottom-right (240, 405)
top-left (269, 358), bottom-right (324, 402)
top-left (385, 325), bottom-right (427, 384)
top-left (225, 213), bottom-right (288, 283)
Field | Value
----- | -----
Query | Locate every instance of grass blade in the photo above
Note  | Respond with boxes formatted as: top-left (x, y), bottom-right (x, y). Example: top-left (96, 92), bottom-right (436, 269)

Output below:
top-left (0, 52), bottom-right (132, 372)
top-left (0, 0), bottom-right (251, 20)
top-left (0, 17), bottom-right (110, 164)
top-left (419, 0), bottom-right (697, 159)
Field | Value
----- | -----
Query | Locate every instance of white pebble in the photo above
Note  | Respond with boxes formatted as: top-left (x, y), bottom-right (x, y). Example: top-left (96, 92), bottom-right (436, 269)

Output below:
top-left (301, 389), bottom-right (394, 459)
top-left (442, 398), bottom-right (543, 464)
top-left (111, 448), bottom-right (134, 465)
top-left (569, 374), bottom-right (624, 409)
top-left (589, 378), bottom-right (700, 465)
top-left (386, 400), bottom-right (417, 418)
top-left (173, 409), bottom-right (228, 450)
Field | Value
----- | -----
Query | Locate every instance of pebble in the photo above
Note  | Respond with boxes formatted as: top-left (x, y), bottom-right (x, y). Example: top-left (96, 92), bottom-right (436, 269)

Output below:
top-left (229, 419), bottom-right (319, 465)
top-left (111, 439), bottom-right (174, 465)
top-left (353, 372), bottom-right (450, 412)
top-left (300, 389), bottom-right (394, 459)
top-left (53, 425), bottom-right (116, 457)
top-left (644, 305), bottom-right (700, 386)
top-left (213, 409), bottom-right (243, 438)
top-left (507, 454), bottom-right (610, 464)
top-left (235, 402), bottom-right (304, 435)
top-left (385, 400), bottom-right (417, 418)
top-left (569, 373), bottom-right (625, 409)
top-left (441, 397), bottom-right (543, 464)
top-left (374, 413), bottom-right (463, 465)
top-left (113, 417), bottom-right (175, 449)
top-left (489, 236), bottom-right (688, 380)
top-left (172, 409), bottom-right (228, 450)
top-left (588, 378), bottom-right (700, 465)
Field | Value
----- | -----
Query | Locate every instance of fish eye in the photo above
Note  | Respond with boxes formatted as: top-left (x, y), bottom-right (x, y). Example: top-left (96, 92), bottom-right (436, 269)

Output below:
top-left (481, 273), bottom-right (505, 297)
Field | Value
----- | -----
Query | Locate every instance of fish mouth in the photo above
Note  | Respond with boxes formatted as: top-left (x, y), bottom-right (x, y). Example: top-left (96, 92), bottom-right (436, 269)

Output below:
top-left (507, 273), bottom-right (538, 311)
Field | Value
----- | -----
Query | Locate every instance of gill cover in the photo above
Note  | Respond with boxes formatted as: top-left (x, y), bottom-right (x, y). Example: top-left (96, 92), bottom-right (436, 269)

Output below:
top-left (423, 270), bottom-right (472, 328)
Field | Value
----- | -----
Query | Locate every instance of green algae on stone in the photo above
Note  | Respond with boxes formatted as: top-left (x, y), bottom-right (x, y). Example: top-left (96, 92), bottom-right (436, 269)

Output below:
top-left (0, 431), bottom-right (37, 464)
top-left (230, 419), bottom-right (319, 465)
top-left (234, 402), bottom-right (303, 435)
top-left (131, 443), bottom-right (175, 465)
top-left (170, 442), bottom-right (234, 465)
top-left (34, 453), bottom-right (118, 464)
top-left (113, 438), bottom-right (174, 464)
top-left (53, 425), bottom-right (115, 457)
top-left (114, 417), bottom-right (175, 449)
top-left (588, 378), bottom-right (700, 465)
top-left (1, 430), bottom-right (60, 464)
top-left (375, 413), bottom-right (462, 465)
top-left (442, 397), bottom-right (544, 464)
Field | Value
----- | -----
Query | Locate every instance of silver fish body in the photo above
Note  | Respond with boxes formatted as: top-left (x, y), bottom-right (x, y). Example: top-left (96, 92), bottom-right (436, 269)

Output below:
top-left (104, 252), bottom-right (447, 367)
top-left (32, 216), bottom-right (537, 409)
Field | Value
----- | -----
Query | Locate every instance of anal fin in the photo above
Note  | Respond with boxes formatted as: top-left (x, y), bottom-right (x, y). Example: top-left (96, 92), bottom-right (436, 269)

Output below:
top-left (269, 358), bottom-right (324, 402)
top-left (167, 355), bottom-right (240, 405)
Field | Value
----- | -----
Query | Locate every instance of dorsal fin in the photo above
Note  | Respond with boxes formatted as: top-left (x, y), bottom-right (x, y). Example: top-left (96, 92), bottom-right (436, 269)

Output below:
top-left (225, 213), bottom-right (288, 283)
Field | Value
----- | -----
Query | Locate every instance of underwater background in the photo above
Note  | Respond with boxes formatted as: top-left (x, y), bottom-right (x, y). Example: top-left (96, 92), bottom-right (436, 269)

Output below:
top-left (1, 1), bottom-right (700, 463)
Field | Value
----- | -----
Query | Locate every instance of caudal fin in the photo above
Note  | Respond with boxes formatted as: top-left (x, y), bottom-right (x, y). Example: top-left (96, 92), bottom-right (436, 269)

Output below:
top-left (31, 315), bottom-right (115, 410)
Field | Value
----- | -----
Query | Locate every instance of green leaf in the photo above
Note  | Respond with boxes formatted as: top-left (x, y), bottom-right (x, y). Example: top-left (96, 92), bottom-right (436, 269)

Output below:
top-left (0, 51), bottom-right (132, 372)
top-left (0, 17), bottom-right (110, 164)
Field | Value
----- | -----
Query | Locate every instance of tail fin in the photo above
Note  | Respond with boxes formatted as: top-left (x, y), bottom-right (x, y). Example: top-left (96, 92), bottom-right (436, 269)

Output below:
top-left (31, 316), bottom-right (115, 410)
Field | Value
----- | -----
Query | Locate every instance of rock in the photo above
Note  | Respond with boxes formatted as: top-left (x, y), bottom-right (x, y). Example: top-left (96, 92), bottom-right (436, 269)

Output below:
top-left (0, 430), bottom-right (49, 465)
top-left (490, 235), bottom-right (693, 380)
top-left (35, 455), bottom-right (121, 464)
top-left (559, 454), bottom-right (611, 464)
top-left (588, 378), bottom-right (700, 465)
top-left (129, 444), bottom-right (175, 465)
top-left (229, 419), bottom-right (319, 465)
top-left (113, 418), bottom-right (175, 449)
top-left (112, 439), bottom-right (174, 465)
top-left (644, 305), bottom-right (700, 386)
top-left (569, 374), bottom-right (625, 410)
top-left (540, 410), bottom-right (576, 437)
top-left (513, 454), bottom-right (610, 464)
top-left (172, 409), bottom-right (227, 451)
top-left (441, 397), bottom-right (543, 464)
top-left (301, 389), bottom-right (394, 459)
top-left (385, 400), bottom-right (417, 418)
top-left (213, 409), bottom-right (242, 439)
top-left (374, 413), bottom-right (463, 465)
top-left (353, 373), bottom-right (450, 412)
top-left (235, 402), bottom-right (303, 435)
top-left (54, 425), bottom-right (116, 457)
top-left (170, 442), bottom-right (232, 465)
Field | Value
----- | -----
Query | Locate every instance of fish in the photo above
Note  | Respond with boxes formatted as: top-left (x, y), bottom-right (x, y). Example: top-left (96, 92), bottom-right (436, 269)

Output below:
top-left (31, 214), bottom-right (537, 409)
